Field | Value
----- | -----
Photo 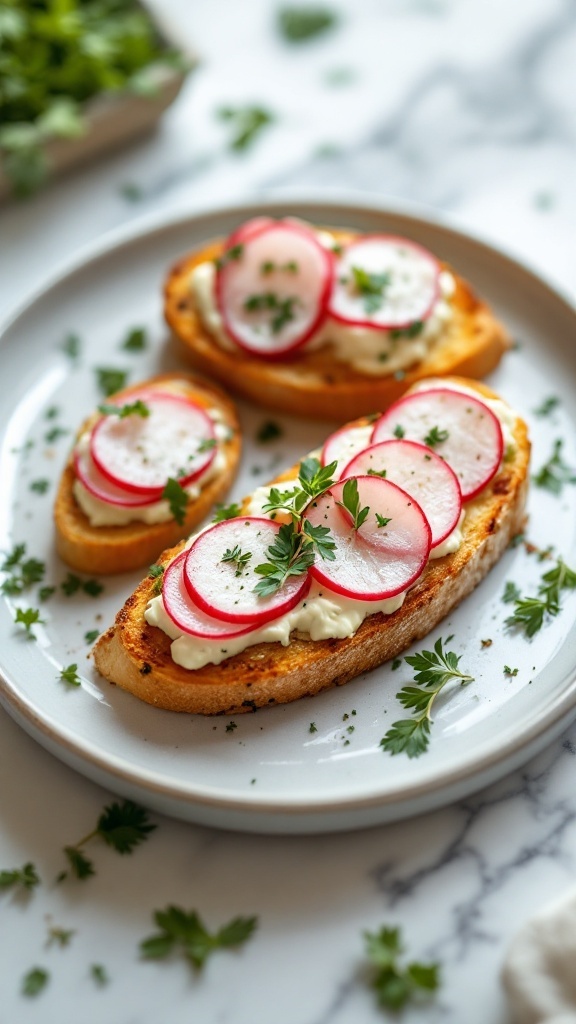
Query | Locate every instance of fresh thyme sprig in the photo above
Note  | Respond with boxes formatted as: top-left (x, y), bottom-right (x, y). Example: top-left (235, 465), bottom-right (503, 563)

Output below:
top-left (380, 638), bottom-right (474, 758)
top-left (262, 456), bottom-right (338, 521)
top-left (533, 439), bottom-right (576, 494)
top-left (364, 925), bottom-right (440, 1011)
top-left (0, 862), bottom-right (40, 892)
top-left (58, 799), bottom-right (156, 882)
top-left (221, 545), bottom-right (252, 576)
top-left (506, 559), bottom-right (576, 637)
top-left (140, 905), bottom-right (257, 969)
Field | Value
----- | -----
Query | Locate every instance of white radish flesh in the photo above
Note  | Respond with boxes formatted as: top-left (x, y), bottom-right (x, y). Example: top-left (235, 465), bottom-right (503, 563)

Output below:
top-left (305, 475), bottom-right (431, 600)
top-left (321, 422), bottom-right (374, 477)
top-left (216, 220), bottom-right (333, 358)
top-left (74, 447), bottom-right (159, 507)
top-left (162, 552), bottom-right (259, 640)
top-left (90, 392), bottom-right (216, 496)
top-left (372, 388), bottom-right (504, 501)
top-left (328, 235), bottom-right (440, 329)
top-left (341, 439), bottom-right (462, 549)
top-left (184, 517), bottom-right (311, 624)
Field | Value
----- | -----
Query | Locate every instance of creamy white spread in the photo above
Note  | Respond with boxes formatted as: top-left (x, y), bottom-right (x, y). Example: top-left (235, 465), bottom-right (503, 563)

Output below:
top-left (74, 409), bottom-right (231, 527)
top-left (190, 229), bottom-right (456, 375)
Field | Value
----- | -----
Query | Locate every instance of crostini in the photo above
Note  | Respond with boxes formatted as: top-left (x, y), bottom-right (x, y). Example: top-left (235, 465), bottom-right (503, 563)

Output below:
top-left (54, 373), bottom-right (241, 575)
top-left (93, 377), bottom-right (530, 714)
top-left (165, 217), bottom-right (510, 421)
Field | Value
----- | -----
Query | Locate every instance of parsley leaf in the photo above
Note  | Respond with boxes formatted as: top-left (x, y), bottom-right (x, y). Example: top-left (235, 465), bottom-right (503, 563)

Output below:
top-left (121, 327), bottom-right (147, 352)
top-left (506, 559), bottom-right (576, 637)
top-left (302, 520), bottom-right (336, 561)
top-left (22, 967), bottom-right (49, 997)
top-left (0, 862), bottom-right (40, 892)
top-left (365, 925), bottom-right (440, 1011)
top-left (98, 399), bottom-right (149, 419)
top-left (1, 545), bottom-right (45, 595)
top-left (424, 426), bottom-right (449, 447)
top-left (502, 581), bottom-right (521, 604)
top-left (140, 905), bottom-right (257, 969)
top-left (257, 420), bottom-right (283, 443)
top-left (217, 105), bottom-right (274, 151)
top-left (335, 477), bottom-right (370, 530)
top-left (29, 478), bottom-right (50, 495)
top-left (59, 664), bottom-right (81, 687)
top-left (533, 439), bottom-right (576, 495)
top-left (380, 638), bottom-right (474, 758)
top-left (59, 799), bottom-right (156, 881)
top-left (61, 847), bottom-right (95, 882)
top-left (213, 502), bottom-right (242, 523)
top-left (95, 367), bottom-right (129, 398)
top-left (14, 607), bottom-right (43, 636)
top-left (47, 926), bottom-right (75, 948)
top-left (393, 424), bottom-right (405, 439)
top-left (162, 477), bottom-right (189, 526)
top-left (278, 6), bottom-right (337, 42)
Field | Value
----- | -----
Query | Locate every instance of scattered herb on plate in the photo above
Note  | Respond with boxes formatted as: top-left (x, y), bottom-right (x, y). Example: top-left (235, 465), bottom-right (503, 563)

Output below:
top-left (14, 607), bottom-right (44, 637)
top-left (140, 905), bottom-right (257, 969)
top-left (90, 964), bottom-right (109, 986)
top-left (121, 327), bottom-right (147, 352)
top-left (257, 420), bottom-right (283, 443)
top-left (84, 629), bottom-right (100, 645)
top-left (47, 926), bottom-right (75, 948)
top-left (217, 105), bottom-right (274, 152)
top-left (22, 967), bottom-right (49, 997)
top-left (59, 664), bottom-right (81, 688)
top-left (95, 367), bottom-right (129, 398)
top-left (29, 478), bottom-right (50, 495)
top-left (61, 333), bottom-right (81, 361)
top-left (1, 545), bottom-right (45, 594)
top-left (502, 581), bottom-right (521, 604)
top-left (0, 862), bottom-right (40, 892)
top-left (506, 559), bottom-right (576, 637)
top-left (278, 7), bottom-right (338, 43)
top-left (533, 439), bottom-right (576, 494)
top-left (533, 395), bottom-right (560, 417)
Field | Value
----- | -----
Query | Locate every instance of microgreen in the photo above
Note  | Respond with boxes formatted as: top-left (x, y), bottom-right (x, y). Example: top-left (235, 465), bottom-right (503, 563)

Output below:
top-left (217, 106), bottom-right (274, 151)
top-left (14, 607), bottom-right (43, 637)
top-left (364, 925), bottom-right (440, 1011)
top-left (59, 799), bottom-right (156, 882)
top-left (95, 367), bottom-right (129, 398)
top-left (380, 638), bottom-right (474, 758)
top-left (506, 559), bottom-right (576, 637)
top-left (121, 327), bottom-right (147, 352)
top-left (140, 906), bottom-right (257, 969)
top-left (98, 400), bottom-right (149, 419)
top-left (335, 477), bottom-right (370, 530)
top-left (257, 420), bottom-right (283, 443)
top-left (0, 862), bottom-right (40, 892)
top-left (533, 439), bottom-right (576, 494)
top-left (221, 545), bottom-right (252, 576)
top-left (278, 6), bottom-right (337, 42)
top-left (22, 967), bottom-right (49, 997)
top-left (423, 426), bottom-right (449, 447)
top-left (162, 477), bottom-right (188, 526)
top-left (59, 664), bottom-right (81, 688)
top-left (213, 502), bottom-right (242, 523)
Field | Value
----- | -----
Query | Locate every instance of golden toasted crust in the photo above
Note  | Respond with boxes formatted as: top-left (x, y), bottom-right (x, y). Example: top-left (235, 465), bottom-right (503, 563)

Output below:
top-left (54, 373), bottom-right (241, 575)
top-left (164, 230), bottom-right (510, 421)
top-left (93, 378), bottom-right (530, 714)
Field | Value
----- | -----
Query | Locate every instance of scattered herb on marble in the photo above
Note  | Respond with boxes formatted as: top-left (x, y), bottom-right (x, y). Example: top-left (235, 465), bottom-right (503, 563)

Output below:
top-left (121, 327), bottom-right (147, 352)
top-left (162, 477), bottom-right (189, 526)
top-left (533, 395), bottom-right (560, 418)
top-left (533, 439), bottom-right (576, 495)
top-left (58, 799), bottom-right (156, 882)
top-left (257, 420), bottom-right (283, 443)
top-left (213, 502), bottom-right (242, 523)
top-left (59, 664), bottom-right (81, 688)
top-left (0, 862), bottom-right (40, 892)
top-left (84, 629), bottom-right (100, 645)
top-left (502, 581), bottom-right (521, 604)
top-left (14, 607), bottom-right (43, 637)
top-left (61, 333), bottom-right (81, 360)
top-left (217, 105), bottom-right (274, 152)
top-left (95, 367), bottom-right (129, 398)
top-left (47, 926), bottom-right (75, 948)
top-left (506, 559), bottom-right (576, 638)
top-left (380, 638), bottom-right (474, 758)
top-left (22, 967), bottom-right (49, 997)
top-left (140, 905), bottom-right (258, 969)
top-left (98, 399), bottom-right (149, 419)
top-left (29, 479), bottom-right (50, 495)
top-left (364, 925), bottom-right (440, 1011)
top-left (278, 6), bottom-right (338, 42)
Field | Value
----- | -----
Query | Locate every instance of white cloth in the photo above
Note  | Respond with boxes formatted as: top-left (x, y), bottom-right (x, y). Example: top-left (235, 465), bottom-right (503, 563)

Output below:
top-left (502, 887), bottom-right (576, 1023)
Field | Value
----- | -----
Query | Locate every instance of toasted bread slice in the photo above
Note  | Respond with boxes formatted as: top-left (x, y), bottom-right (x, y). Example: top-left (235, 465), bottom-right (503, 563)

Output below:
top-left (93, 379), bottom-right (530, 714)
top-left (54, 373), bottom-right (241, 575)
top-left (164, 230), bottom-right (510, 422)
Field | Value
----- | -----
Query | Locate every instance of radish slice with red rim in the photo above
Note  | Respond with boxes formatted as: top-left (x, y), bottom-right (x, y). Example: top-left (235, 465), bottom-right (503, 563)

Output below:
top-left (328, 235), bottom-right (440, 330)
top-left (224, 216), bottom-right (276, 250)
top-left (372, 388), bottom-right (504, 501)
top-left (321, 421), bottom-right (374, 477)
top-left (341, 440), bottom-right (462, 549)
top-left (216, 220), bottom-right (333, 359)
top-left (162, 552), bottom-right (260, 640)
top-left (74, 447), bottom-right (160, 508)
top-left (184, 517), bottom-right (311, 624)
top-left (90, 392), bottom-right (216, 496)
top-left (305, 475), bottom-right (431, 601)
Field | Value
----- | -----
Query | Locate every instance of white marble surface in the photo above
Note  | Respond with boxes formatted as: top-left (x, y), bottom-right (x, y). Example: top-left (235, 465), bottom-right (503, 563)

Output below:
top-left (1, 1), bottom-right (576, 1020)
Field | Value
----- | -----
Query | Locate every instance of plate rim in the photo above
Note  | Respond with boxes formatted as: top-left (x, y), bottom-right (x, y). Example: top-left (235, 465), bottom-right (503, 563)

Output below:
top-left (2, 193), bottom-right (576, 823)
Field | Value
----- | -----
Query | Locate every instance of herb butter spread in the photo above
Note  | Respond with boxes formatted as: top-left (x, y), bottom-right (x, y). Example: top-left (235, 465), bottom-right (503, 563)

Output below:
top-left (190, 228), bottom-right (456, 375)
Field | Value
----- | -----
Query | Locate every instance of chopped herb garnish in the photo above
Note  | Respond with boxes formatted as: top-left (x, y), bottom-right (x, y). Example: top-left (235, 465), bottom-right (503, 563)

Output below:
top-left (309, 722), bottom-right (318, 733)
top-left (502, 581), bottom-right (521, 604)
top-left (375, 513), bottom-right (392, 528)
top-left (47, 926), bottom-right (75, 948)
top-left (98, 399), bottom-right (149, 418)
top-left (278, 6), bottom-right (337, 42)
top-left (423, 426), bottom-right (449, 447)
top-left (253, 522), bottom-right (316, 597)
top-left (0, 862), bottom-right (40, 892)
top-left (221, 545), bottom-right (252, 576)
top-left (367, 468), bottom-right (387, 478)
top-left (14, 607), bottom-right (43, 636)
top-left (214, 243), bottom-right (244, 270)
top-left (120, 182), bottom-right (143, 202)
top-left (140, 905), bottom-right (257, 969)
top-left (197, 437), bottom-right (217, 454)
top-left (44, 425), bottom-right (69, 443)
top-left (95, 367), bottom-right (129, 398)
top-left (504, 665), bottom-right (519, 677)
top-left (260, 260), bottom-right (298, 275)
top-left (59, 799), bottom-right (156, 882)
top-left (256, 420), bottom-right (283, 443)
top-left (59, 664), bottom-right (81, 687)
top-left (84, 629), bottom-right (100, 644)
top-left (335, 477), bottom-right (370, 530)
top-left (393, 424), bottom-right (405, 439)
top-left (533, 439), bottom-right (576, 494)
top-left (349, 265), bottom-right (391, 315)
top-left (22, 967), bottom-right (49, 997)
top-left (534, 395), bottom-right (560, 417)
top-left (61, 573), bottom-right (102, 597)
top-left (364, 925), bottom-right (440, 1011)
top-left (61, 334), bottom-right (80, 360)
top-left (121, 327), bottom-right (147, 352)
top-left (506, 559), bottom-right (576, 637)
top-left (39, 585), bottom-right (56, 601)
top-left (162, 477), bottom-right (189, 526)
top-left (389, 320), bottom-right (425, 340)
top-left (225, 721), bottom-right (237, 733)
top-left (217, 105), bottom-right (274, 151)
top-left (243, 292), bottom-right (299, 334)
top-left (391, 658), bottom-right (402, 671)
top-left (90, 964), bottom-right (109, 986)
top-left (213, 502), bottom-right (242, 523)
top-left (29, 478), bottom-right (50, 494)
top-left (1, 546), bottom-right (45, 594)
top-left (380, 638), bottom-right (474, 758)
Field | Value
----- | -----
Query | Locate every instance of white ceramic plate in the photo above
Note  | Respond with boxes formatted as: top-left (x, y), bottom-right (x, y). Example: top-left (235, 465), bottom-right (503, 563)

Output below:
top-left (1, 198), bottom-right (576, 835)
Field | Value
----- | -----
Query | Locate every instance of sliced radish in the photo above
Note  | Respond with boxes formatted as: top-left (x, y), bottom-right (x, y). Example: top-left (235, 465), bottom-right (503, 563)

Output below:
top-left (341, 440), bottom-right (462, 549)
top-left (328, 235), bottom-right (440, 330)
top-left (74, 447), bottom-right (160, 508)
top-left (184, 517), bottom-right (311, 624)
top-left (225, 216), bottom-right (276, 249)
top-left (90, 392), bottom-right (216, 496)
top-left (216, 220), bottom-right (333, 358)
top-left (305, 475), bottom-right (431, 600)
top-left (321, 421), bottom-right (374, 477)
top-left (372, 388), bottom-right (503, 501)
top-left (163, 552), bottom-right (260, 640)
